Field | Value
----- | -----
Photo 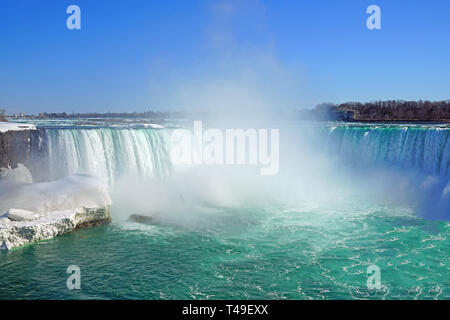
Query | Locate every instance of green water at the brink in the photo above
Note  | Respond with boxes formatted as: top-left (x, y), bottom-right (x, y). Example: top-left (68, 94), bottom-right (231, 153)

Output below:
top-left (0, 204), bottom-right (448, 299)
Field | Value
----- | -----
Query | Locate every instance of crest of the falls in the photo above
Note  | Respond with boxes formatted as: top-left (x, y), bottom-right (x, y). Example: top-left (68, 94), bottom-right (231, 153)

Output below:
top-left (42, 128), bottom-right (173, 184)
top-left (37, 124), bottom-right (449, 186)
top-left (323, 125), bottom-right (449, 175)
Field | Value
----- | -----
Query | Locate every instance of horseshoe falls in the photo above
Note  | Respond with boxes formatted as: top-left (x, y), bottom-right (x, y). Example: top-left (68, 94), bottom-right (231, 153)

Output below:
top-left (37, 124), bottom-right (450, 181)
top-left (41, 128), bottom-right (174, 183)
top-left (0, 121), bottom-right (448, 300)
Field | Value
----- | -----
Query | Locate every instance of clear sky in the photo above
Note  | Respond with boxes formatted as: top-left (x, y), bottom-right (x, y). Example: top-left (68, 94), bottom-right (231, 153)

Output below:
top-left (1, 0), bottom-right (450, 114)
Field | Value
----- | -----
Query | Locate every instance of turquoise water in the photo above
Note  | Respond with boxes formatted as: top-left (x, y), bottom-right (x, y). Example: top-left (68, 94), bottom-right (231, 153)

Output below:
top-left (0, 121), bottom-right (449, 299)
top-left (0, 204), bottom-right (448, 299)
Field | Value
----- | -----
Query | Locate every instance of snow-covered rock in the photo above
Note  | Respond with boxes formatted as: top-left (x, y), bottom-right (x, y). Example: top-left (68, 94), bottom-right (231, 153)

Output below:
top-left (0, 163), bottom-right (33, 184)
top-left (5, 208), bottom-right (41, 222)
top-left (0, 173), bottom-right (111, 215)
top-left (0, 206), bottom-right (111, 250)
top-left (0, 122), bottom-right (36, 133)
top-left (0, 170), bottom-right (112, 250)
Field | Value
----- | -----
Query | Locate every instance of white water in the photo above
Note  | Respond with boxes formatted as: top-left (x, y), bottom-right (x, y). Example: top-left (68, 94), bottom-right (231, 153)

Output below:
top-left (39, 124), bottom-right (450, 183)
top-left (42, 128), bottom-right (173, 184)
top-left (30, 123), bottom-right (449, 221)
top-left (324, 125), bottom-right (450, 175)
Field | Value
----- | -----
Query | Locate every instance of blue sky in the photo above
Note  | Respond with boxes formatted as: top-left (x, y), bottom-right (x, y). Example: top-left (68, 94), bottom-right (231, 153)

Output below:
top-left (1, 0), bottom-right (450, 114)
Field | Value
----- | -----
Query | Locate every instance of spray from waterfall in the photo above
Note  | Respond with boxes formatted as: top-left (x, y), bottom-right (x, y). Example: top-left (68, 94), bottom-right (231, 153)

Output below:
top-left (32, 124), bottom-right (450, 224)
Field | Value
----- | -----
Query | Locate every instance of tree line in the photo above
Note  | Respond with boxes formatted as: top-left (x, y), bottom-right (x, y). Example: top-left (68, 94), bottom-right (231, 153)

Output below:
top-left (38, 110), bottom-right (186, 119)
top-left (334, 100), bottom-right (450, 121)
top-left (4, 100), bottom-right (450, 122)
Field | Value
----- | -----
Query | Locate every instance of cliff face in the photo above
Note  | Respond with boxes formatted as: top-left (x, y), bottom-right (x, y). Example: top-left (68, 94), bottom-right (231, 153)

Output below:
top-left (0, 129), bottom-right (43, 169)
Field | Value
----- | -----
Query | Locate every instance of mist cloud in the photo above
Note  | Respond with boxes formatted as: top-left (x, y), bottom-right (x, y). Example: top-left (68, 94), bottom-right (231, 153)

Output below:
top-left (147, 0), bottom-right (313, 112)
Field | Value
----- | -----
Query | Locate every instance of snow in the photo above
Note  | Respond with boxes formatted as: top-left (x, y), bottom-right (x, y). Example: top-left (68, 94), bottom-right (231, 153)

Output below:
top-left (0, 206), bottom-right (111, 250)
top-left (146, 123), bottom-right (164, 129)
top-left (0, 165), bottom-right (112, 249)
top-left (131, 123), bottom-right (165, 129)
top-left (0, 166), bottom-right (111, 216)
top-left (0, 164), bottom-right (33, 184)
top-left (0, 122), bottom-right (36, 133)
top-left (6, 208), bottom-right (41, 222)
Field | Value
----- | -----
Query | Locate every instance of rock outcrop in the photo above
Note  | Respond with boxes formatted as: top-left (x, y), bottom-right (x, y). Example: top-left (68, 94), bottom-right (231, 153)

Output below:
top-left (6, 208), bottom-right (41, 222)
top-left (128, 214), bottom-right (154, 225)
top-left (0, 166), bottom-right (112, 250)
top-left (0, 206), bottom-right (111, 250)
top-left (0, 125), bottom-right (113, 250)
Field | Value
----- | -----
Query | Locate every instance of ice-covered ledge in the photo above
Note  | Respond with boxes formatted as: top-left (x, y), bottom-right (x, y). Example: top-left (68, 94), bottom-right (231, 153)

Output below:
top-left (0, 167), bottom-right (112, 250)
top-left (0, 122), bottom-right (36, 133)
top-left (0, 206), bottom-right (111, 250)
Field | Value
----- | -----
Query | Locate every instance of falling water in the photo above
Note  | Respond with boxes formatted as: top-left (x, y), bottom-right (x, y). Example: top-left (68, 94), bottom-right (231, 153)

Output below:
top-left (324, 125), bottom-right (449, 175)
top-left (41, 128), bottom-right (173, 184)
top-left (38, 124), bottom-right (450, 185)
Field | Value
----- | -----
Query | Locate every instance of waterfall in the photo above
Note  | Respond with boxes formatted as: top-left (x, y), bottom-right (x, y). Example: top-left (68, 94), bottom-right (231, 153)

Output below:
top-left (37, 124), bottom-right (449, 185)
top-left (41, 128), bottom-right (173, 184)
top-left (324, 125), bottom-right (450, 175)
